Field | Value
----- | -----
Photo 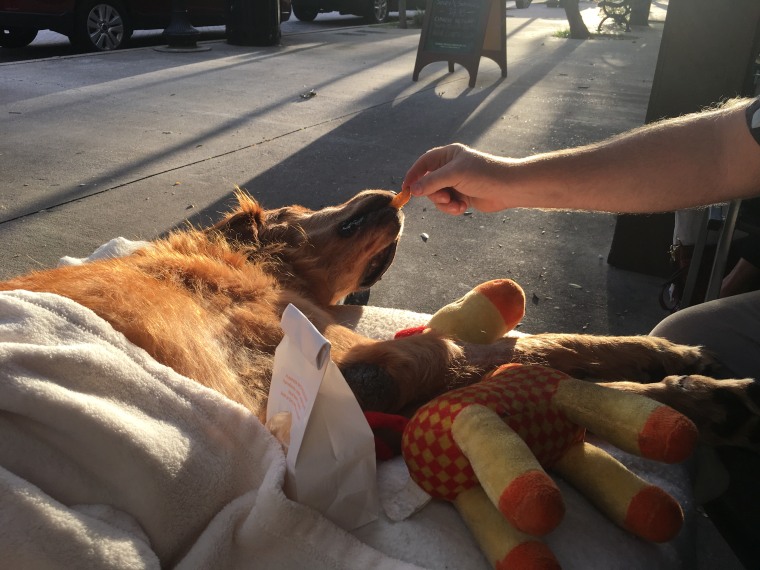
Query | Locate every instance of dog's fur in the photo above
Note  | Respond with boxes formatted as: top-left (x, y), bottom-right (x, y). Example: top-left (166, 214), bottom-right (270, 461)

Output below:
top-left (2, 190), bottom-right (758, 449)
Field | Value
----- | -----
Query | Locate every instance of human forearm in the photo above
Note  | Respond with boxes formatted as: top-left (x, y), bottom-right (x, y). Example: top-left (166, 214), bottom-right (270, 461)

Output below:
top-left (405, 98), bottom-right (760, 215)
top-left (508, 101), bottom-right (760, 212)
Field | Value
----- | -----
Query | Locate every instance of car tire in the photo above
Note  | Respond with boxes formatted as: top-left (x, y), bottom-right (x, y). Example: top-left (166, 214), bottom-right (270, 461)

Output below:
top-left (0, 27), bottom-right (38, 48)
top-left (71, 0), bottom-right (132, 51)
top-left (292, 3), bottom-right (319, 21)
top-left (364, 0), bottom-right (389, 24)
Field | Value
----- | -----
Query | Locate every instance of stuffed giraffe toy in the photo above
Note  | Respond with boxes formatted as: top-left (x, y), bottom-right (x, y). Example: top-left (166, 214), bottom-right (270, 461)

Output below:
top-left (399, 279), bottom-right (698, 569)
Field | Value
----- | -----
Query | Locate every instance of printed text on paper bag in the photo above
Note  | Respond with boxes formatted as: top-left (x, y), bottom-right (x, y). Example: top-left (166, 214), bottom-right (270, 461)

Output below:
top-left (281, 374), bottom-right (309, 422)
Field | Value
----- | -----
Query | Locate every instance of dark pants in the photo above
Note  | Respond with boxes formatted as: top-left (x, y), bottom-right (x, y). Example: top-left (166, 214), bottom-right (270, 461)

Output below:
top-left (651, 292), bottom-right (760, 569)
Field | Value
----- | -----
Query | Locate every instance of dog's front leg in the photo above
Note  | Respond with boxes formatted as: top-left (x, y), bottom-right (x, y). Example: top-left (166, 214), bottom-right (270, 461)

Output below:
top-left (510, 333), bottom-right (717, 381)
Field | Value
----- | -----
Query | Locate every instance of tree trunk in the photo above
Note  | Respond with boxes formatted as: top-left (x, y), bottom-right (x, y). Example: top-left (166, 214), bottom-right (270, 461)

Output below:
top-left (563, 0), bottom-right (591, 39)
top-left (398, 0), bottom-right (407, 29)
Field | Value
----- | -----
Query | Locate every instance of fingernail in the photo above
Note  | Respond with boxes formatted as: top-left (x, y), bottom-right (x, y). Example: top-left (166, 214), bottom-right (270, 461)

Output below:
top-left (410, 182), bottom-right (422, 196)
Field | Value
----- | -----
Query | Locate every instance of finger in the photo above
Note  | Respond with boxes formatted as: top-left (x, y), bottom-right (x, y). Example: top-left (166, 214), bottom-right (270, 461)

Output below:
top-left (435, 195), bottom-right (467, 216)
top-left (433, 192), bottom-right (468, 215)
top-left (403, 147), bottom-right (448, 191)
top-left (405, 152), bottom-right (464, 198)
top-left (410, 169), bottom-right (460, 198)
top-left (428, 188), bottom-right (453, 205)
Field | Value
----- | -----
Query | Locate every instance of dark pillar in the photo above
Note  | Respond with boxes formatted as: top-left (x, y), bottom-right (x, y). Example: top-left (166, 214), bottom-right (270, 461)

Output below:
top-left (163, 0), bottom-right (201, 48)
top-left (629, 0), bottom-right (651, 27)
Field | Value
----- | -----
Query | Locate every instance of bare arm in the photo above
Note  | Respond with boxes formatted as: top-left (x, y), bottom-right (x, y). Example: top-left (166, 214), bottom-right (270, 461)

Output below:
top-left (403, 98), bottom-right (760, 215)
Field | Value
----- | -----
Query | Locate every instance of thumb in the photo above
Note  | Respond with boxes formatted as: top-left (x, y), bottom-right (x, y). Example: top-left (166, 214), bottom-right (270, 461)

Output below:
top-left (403, 146), bottom-right (461, 196)
top-left (409, 165), bottom-right (460, 197)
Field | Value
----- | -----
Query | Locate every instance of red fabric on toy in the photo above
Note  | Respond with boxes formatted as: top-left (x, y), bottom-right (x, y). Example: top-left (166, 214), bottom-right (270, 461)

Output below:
top-left (365, 411), bottom-right (409, 461)
top-left (394, 325), bottom-right (426, 339)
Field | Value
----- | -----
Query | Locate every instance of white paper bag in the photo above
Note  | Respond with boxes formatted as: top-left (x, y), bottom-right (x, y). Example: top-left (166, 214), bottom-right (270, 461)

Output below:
top-left (266, 304), bottom-right (379, 530)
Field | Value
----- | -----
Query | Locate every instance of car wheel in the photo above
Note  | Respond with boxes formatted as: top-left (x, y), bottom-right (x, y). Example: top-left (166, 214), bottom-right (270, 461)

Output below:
top-left (364, 0), bottom-right (389, 23)
top-left (72, 0), bottom-right (132, 51)
top-left (0, 27), bottom-right (38, 48)
top-left (292, 3), bottom-right (319, 21)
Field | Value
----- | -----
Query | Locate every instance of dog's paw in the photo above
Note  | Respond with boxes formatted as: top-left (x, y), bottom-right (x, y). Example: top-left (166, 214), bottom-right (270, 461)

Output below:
top-left (646, 337), bottom-right (720, 377)
top-left (658, 375), bottom-right (760, 450)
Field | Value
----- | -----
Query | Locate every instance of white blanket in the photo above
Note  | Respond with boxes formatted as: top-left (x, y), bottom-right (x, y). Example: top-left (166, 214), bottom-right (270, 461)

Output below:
top-left (0, 292), bottom-right (696, 569)
top-left (0, 291), bottom-right (421, 570)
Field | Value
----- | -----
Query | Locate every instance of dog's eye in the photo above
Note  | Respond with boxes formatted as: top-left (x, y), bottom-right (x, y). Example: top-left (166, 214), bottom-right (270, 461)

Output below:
top-left (339, 215), bottom-right (365, 237)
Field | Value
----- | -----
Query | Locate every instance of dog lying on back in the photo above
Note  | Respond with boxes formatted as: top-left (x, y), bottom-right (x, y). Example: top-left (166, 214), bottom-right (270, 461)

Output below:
top-left (2, 189), bottom-right (758, 449)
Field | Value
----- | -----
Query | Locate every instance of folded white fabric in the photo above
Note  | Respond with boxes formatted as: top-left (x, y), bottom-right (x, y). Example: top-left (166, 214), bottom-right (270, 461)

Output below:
top-left (0, 291), bottom-right (420, 570)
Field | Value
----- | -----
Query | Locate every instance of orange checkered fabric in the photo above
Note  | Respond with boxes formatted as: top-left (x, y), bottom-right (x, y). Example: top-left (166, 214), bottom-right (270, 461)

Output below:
top-left (402, 364), bottom-right (584, 501)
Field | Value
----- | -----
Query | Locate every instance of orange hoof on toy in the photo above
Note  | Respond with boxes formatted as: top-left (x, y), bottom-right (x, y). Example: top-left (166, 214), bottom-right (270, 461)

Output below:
top-left (498, 541), bottom-right (561, 570)
top-left (624, 485), bottom-right (684, 543)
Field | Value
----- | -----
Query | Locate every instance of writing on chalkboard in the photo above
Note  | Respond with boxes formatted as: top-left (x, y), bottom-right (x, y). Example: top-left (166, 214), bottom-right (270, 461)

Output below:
top-left (412, 0), bottom-right (507, 87)
top-left (424, 0), bottom-right (486, 53)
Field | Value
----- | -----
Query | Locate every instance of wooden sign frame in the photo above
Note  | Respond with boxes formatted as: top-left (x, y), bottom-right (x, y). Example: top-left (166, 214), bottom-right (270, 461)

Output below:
top-left (412, 0), bottom-right (507, 88)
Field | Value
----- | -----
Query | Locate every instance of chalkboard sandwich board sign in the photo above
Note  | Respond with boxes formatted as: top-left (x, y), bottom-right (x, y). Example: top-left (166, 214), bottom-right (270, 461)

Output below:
top-left (412, 0), bottom-right (506, 87)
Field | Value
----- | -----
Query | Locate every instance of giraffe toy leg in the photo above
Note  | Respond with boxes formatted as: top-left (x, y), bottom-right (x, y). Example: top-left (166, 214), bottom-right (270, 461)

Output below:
top-left (552, 441), bottom-right (684, 542)
top-left (451, 404), bottom-right (565, 536)
top-left (454, 485), bottom-right (560, 570)
top-left (552, 375), bottom-right (698, 463)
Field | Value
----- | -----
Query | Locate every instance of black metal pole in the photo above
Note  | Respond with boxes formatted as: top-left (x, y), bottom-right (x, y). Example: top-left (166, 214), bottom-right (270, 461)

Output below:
top-left (163, 0), bottom-right (201, 48)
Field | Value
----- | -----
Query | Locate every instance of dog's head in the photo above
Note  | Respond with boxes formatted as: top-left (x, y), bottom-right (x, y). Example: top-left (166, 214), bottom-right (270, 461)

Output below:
top-left (211, 189), bottom-right (405, 304)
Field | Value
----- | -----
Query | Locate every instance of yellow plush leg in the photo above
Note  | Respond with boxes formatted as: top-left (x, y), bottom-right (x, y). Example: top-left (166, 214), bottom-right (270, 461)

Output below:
top-left (451, 404), bottom-right (565, 536)
top-left (552, 377), bottom-right (697, 463)
top-left (426, 279), bottom-right (525, 344)
top-left (552, 441), bottom-right (684, 542)
top-left (454, 486), bottom-right (560, 570)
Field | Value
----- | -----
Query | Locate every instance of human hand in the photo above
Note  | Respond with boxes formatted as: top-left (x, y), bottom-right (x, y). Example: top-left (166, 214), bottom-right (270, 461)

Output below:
top-left (402, 143), bottom-right (511, 215)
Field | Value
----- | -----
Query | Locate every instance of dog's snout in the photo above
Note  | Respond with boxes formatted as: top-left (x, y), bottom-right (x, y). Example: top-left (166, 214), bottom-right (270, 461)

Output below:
top-left (347, 189), bottom-right (399, 211)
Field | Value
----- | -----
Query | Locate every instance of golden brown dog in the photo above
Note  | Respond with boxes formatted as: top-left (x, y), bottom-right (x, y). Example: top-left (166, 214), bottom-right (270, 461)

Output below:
top-left (2, 189), bottom-right (758, 449)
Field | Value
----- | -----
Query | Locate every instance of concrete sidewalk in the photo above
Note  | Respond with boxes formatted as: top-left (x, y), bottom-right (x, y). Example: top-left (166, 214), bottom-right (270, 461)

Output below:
top-left (0, 1), bottom-right (671, 335)
top-left (0, 1), bottom-right (746, 568)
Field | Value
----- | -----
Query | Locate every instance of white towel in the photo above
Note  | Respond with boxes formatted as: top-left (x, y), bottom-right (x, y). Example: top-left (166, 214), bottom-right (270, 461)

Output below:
top-left (0, 290), bottom-right (421, 570)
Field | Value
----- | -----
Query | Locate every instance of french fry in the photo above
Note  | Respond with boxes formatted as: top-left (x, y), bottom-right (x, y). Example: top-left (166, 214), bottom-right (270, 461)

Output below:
top-left (390, 186), bottom-right (412, 209)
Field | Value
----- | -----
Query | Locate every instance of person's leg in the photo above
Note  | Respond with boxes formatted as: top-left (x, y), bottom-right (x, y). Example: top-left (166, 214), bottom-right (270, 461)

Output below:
top-left (721, 257), bottom-right (760, 298)
top-left (651, 290), bottom-right (760, 378)
top-left (651, 292), bottom-right (760, 569)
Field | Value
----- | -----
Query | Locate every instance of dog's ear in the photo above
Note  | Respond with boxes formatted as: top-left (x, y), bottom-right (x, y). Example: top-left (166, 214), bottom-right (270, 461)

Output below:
top-left (211, 189), bottom-right (266, 245)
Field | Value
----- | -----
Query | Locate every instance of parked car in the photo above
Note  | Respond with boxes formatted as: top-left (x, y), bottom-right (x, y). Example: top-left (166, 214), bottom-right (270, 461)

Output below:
top-left (292, 0), bottom-right (417, 24)
top-left (0, 0), bottom-right (291, 51)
